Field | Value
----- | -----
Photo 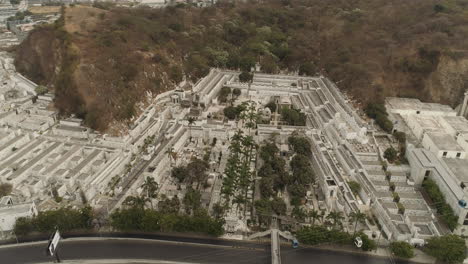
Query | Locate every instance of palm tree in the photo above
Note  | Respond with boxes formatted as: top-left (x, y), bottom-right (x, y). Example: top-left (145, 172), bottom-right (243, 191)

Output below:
top-left (349, 211), bottom-right (367, 236)
top-left (320, 210), bottom-right (326, 224)
top-left (141, 176), bottom-right (158, 209)
top-left (187, 116), bottom-right (195, 141)
top-left (308, 209), bottom-right (320, 226)
top-left (123, 195), bottom-right (148, 209)
top-left (326, 211), bottom-right (344, 230)
top-left (166, 146), bottom-right (175, 167)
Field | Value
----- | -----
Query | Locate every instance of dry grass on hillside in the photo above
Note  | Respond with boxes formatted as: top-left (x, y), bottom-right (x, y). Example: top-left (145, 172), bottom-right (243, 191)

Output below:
top-left (64, 6), bottom-right (108, 35)
top-left (28, 6), bottom-right (60, 14)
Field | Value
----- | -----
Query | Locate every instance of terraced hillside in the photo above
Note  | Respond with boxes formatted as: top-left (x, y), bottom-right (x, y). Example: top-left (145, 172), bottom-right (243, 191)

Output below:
top-left (14, 0), bottom-right (468, 133)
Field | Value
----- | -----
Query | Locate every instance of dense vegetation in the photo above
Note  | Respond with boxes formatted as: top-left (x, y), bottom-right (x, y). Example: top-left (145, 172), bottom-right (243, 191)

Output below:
top-left (254, 134), bottom-right (315, 225)
top-left (422, 178), bottom-right (458, 231)
top-left (16, 0), bottom-right (468, 132)
top-left (14, 207), bottom-right (93, 236)
top-left (424, 235), bottom-right (466, 264)
top-left (364, 103), bottom-right (393, 133)
top-left (170, 158), bottom-right (209, 188)
top-left (110, 207), bottom-right (224, 236)
top-left (281, 107), bottom-right (306, 126)
top-left (390, 241), bottom-right (414, 259)
top-left (296, 226), bottom-right (376, 251)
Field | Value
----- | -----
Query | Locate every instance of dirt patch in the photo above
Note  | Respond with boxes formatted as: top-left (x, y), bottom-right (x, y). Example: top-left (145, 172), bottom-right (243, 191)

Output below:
top-left (64, 6), bottom-right (108, 35)
top-left (28, 6), bottom-right (61, 14)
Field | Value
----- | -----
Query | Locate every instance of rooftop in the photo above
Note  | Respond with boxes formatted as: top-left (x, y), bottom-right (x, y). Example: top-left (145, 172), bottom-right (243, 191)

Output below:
top-left (386, 97), bottom-right (455, 113)
top-left (444, 116), bottom-right (468, 133)
top-left (443, 158), bottom-right (468, 184)
top-left (425, 132), bottom-right (464, 152)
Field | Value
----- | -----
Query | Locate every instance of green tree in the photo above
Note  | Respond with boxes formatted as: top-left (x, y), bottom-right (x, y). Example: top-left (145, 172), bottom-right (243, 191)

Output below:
top-left (394, 131), bottom-right (406, 144)
top-left (390, 241), bottom-right (414, 259)
top-left (260, 176), bottom-right (275, 198)
top-left (0, 183), bottom-right (12, 196)
top-left (158, 196), bottom-right (180, 214)
top-left (359, 233), bottom-right (377, 251)
top-left (384, 147), bottom-right (398, 163)
top-left (299, 62), bottom-right (317, 76)
top-left (14, 206), bottom-right (93, 236)
top-left (218, 87), bottom-right (231, 103)
top-left (271, 197), bottom-right (287, 215)
top-left (141, 176), bottom-right (158, 209)
top-left (425, 235), bottom-right (466, 264)
top-left (123, 195), bottom-right (148, 209)
top-left (232, 88), bottom-right (242, 97)
top-left (296, 226), bottom-right (352, 246)
top-left (169, 65), bottom-right (183, 84)
top-left (187, 158), bottom-right (209, 188)
top-left (224, 106), bottom-right (238, 120)
top-left (172, 166), bottom-right (189, 183)
top-left (187, 116), bottom-right (195, 140)
top-left (327, 211), bottom-right (344, 230)
top-left (281, 107), bottom-right (306, 126)
top-left (288, 135), bottom-right (311, 156)
top-left (308, 209), bottom-right (320, 225)
top-left (292, 206), bottom-right (307, 222)
top-left (183, 187), bottom-right (201, 215)
top-left (422, 178), bottom-right (458, 231)
top-left (239, 71), bottom-right (253, 83)
top-left (349, 211), bottom-right (366, 236)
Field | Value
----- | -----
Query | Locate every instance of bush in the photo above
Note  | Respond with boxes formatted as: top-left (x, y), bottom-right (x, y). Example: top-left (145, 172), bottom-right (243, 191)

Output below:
top-left (239, 71), bottom-right (253, 83)
top-left (35, 85), bottom-right (48, 95)
top-left (390, 241), bottom-right (414, 259)
top-left (110, 208), bottom-right (224, 236)
top-left (296, 226), bottom-right (352, 246)
top-left (14, 206), bottom-right (93, 236)
top-left (281, 107), bottom-right (306, 126)
top-left (384, 147), bottom-right (398, 163)
top-left (218, 87), bottom-right (231, 103)
top-left (422, 179), bottom-right (458, 231)
top-left (288, 135), bottom-right (311, 156)
top-left (425, 235), bottom-right (466, 264)
top-left (169, 65), bottom-right (183, 84)
top-left (393, 131), bottom-right (406, 144)
top-left (348, 181), bottom-right (361, 195)
top-left (359, 233), bottom-right (377, 251)
top-left (365, 103), bottom-right (393, 133)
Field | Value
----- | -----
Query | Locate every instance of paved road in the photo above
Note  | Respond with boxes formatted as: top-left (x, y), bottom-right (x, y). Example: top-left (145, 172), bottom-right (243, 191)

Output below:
top-left (0, 238), bottom-right (409, 264)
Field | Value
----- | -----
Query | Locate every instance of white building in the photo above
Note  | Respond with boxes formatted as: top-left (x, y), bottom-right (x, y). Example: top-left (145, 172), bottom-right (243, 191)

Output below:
top-left (407, 148), bottom-right (468, 232)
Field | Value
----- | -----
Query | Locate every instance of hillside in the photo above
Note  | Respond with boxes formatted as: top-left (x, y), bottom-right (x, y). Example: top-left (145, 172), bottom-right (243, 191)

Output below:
top-left (14, 0), bottom-right (468, 133)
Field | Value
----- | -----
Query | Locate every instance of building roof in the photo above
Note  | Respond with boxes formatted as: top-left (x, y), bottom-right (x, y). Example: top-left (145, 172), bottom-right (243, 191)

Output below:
top-left (425, 132), bottom-right (464, 152)
top-left (443, 158), bottom-right (468, 184)
top-left (443, 116), bottom-right (468, 134)
top-left (386, 97), bottom-right (455, 113)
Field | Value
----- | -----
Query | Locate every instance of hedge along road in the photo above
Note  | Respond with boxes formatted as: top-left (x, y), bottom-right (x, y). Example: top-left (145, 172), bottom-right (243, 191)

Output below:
top-left (0, 233), bottom-right (411, 264)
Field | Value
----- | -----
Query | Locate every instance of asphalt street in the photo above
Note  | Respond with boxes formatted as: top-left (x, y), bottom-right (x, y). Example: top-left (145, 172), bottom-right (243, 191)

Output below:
top-left (0, 238), bottom-right (409, 264)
